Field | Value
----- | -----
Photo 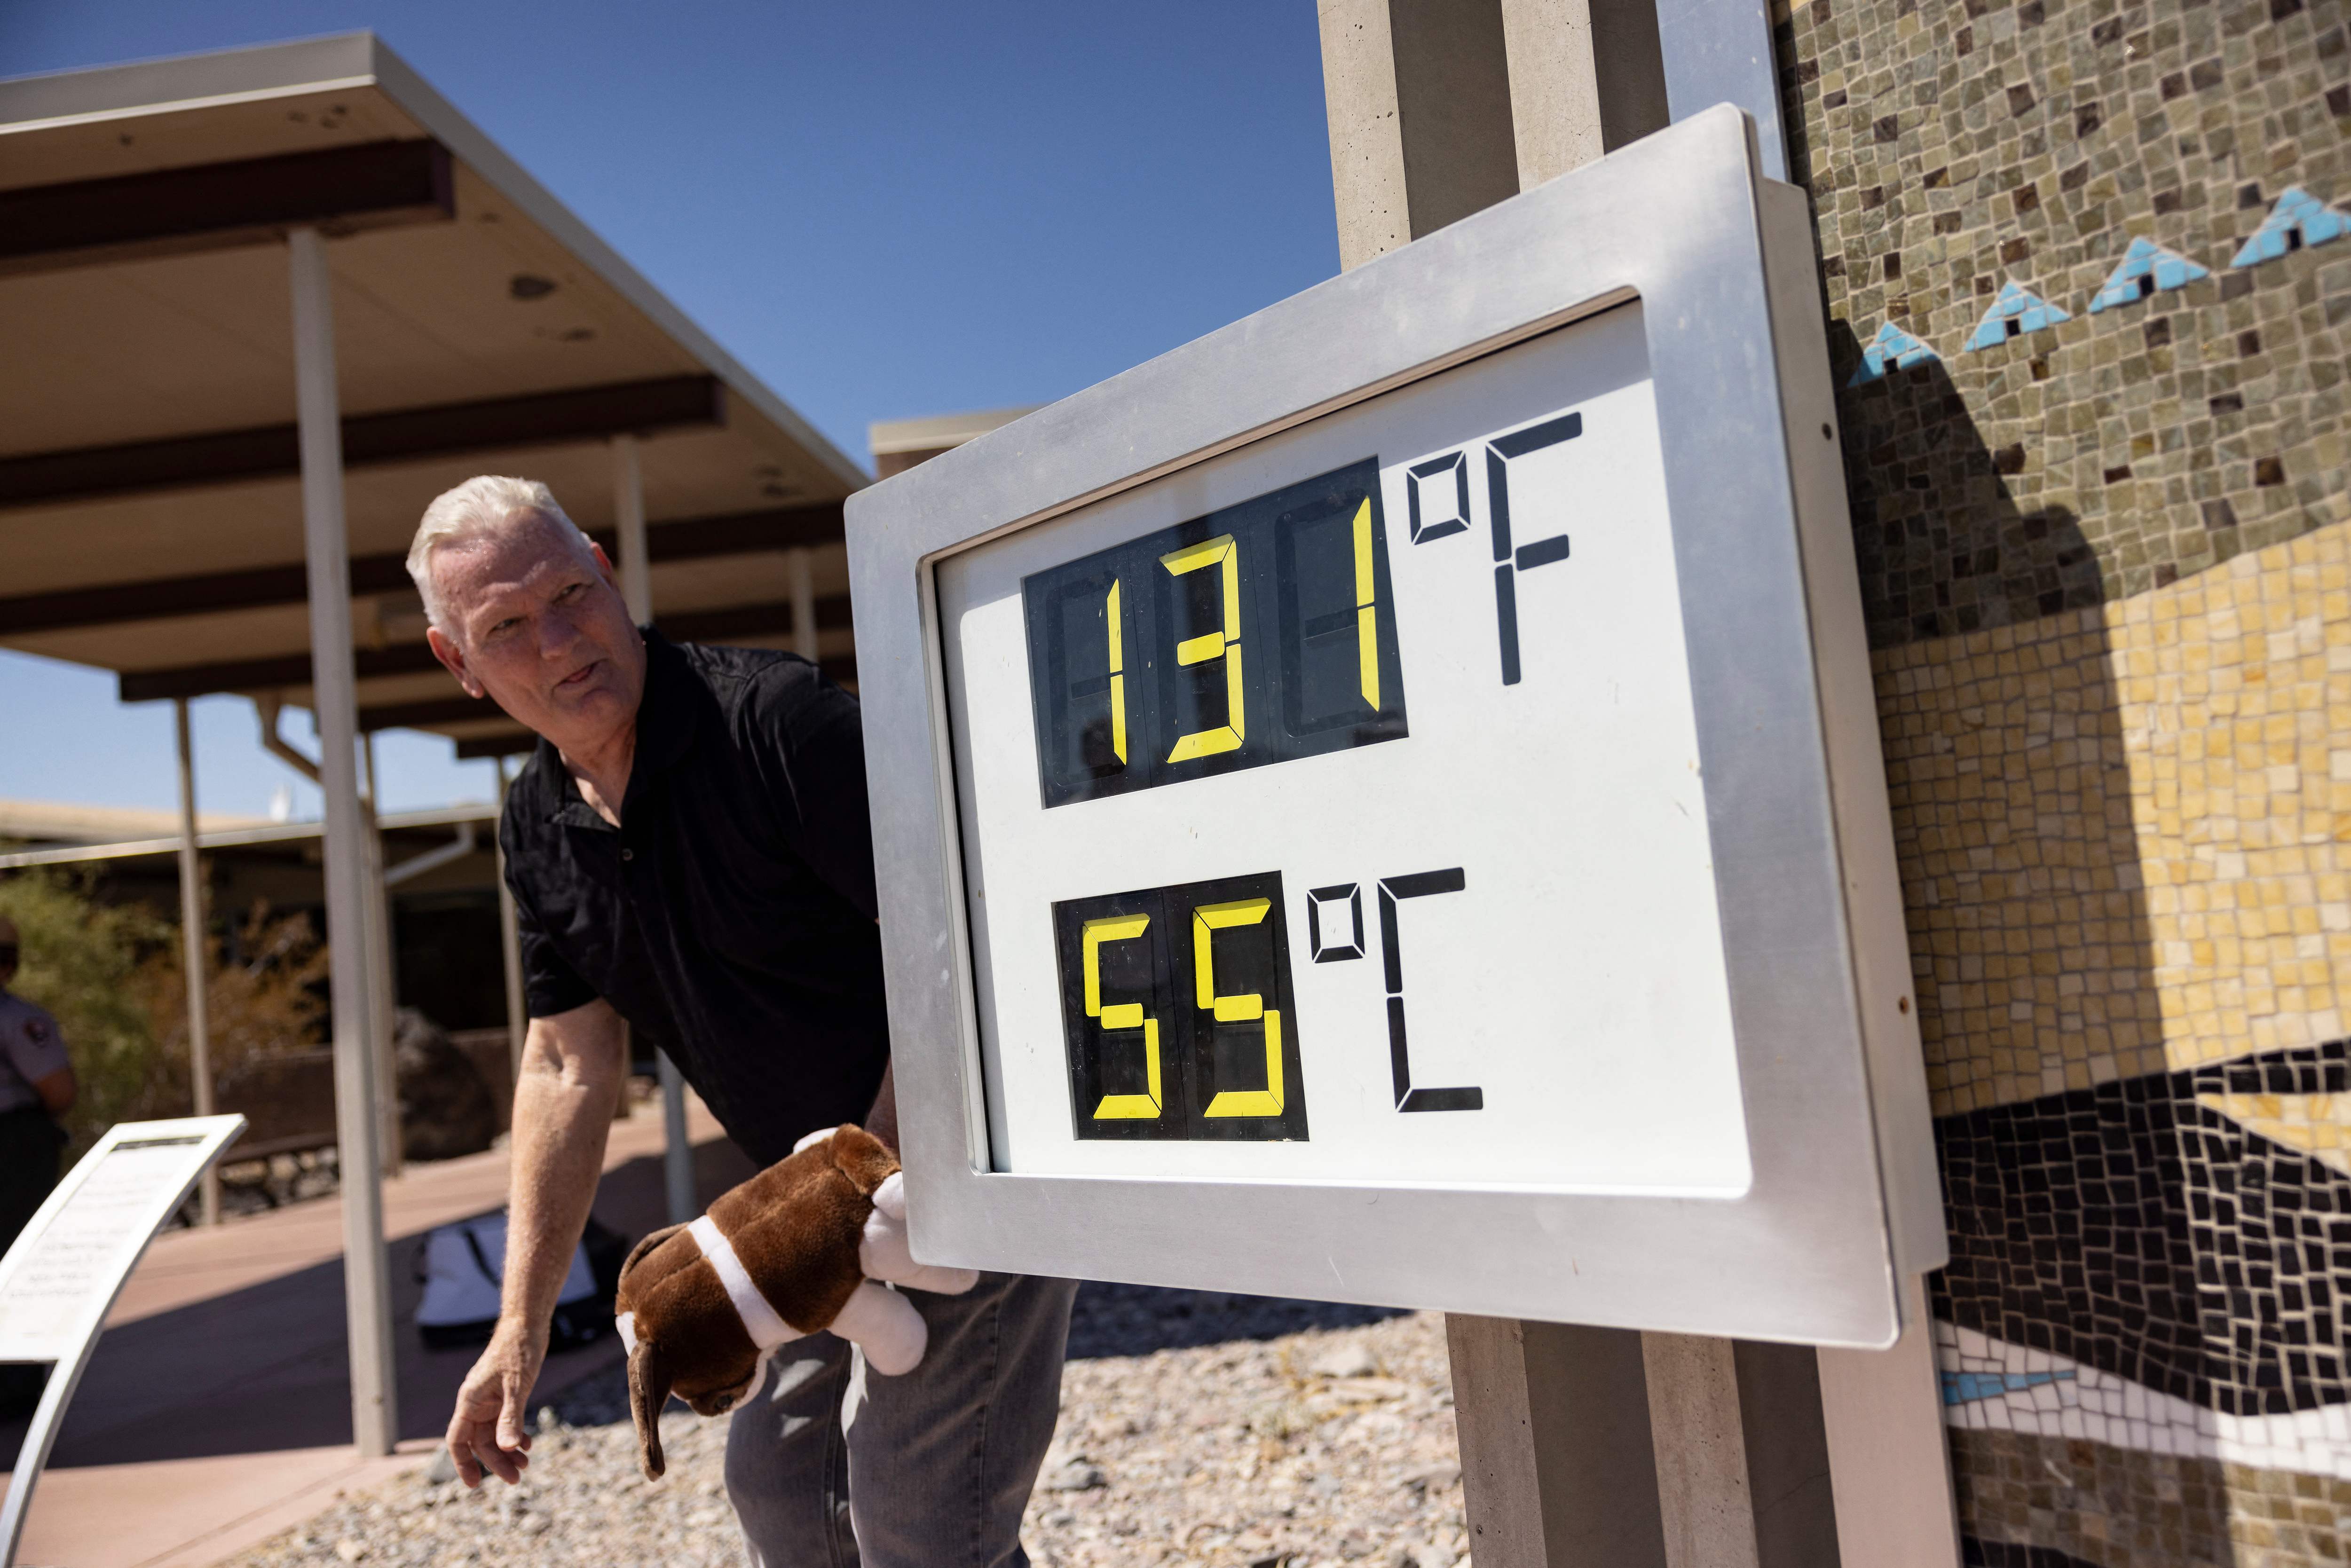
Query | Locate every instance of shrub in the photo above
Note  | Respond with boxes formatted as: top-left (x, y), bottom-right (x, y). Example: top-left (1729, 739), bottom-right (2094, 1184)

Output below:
top-left (0, 867), bottom-right (168, 1157)
top-left (0, 869), bottom-right (326, 1158)
top-left (135, 901), bottom-right (331, 1141)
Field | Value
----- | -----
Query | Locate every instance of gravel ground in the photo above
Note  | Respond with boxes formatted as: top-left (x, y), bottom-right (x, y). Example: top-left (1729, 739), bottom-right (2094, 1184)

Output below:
top-left (218, 1284), bottom-right (1468, 1568)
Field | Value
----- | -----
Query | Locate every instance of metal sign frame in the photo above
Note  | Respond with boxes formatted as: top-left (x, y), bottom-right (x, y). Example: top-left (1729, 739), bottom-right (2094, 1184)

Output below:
top-left (848, 108), bottom-right (1943, 1348)
top-left (0, 1115), bottom-right (246, 1564)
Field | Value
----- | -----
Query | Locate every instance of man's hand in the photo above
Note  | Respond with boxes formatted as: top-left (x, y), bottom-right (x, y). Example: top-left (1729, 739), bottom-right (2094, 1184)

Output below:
top-left (440, 1002), bottom-right (624, 1489)
top-left (860, 1172), bottom-right (979, 1296)
top-left (445, 1320), bottom-right (545, 1487)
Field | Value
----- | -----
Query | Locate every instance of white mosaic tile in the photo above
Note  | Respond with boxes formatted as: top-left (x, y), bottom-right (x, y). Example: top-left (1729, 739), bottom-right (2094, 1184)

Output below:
top-left (1941, 1327), bottom-right (2351, 1481)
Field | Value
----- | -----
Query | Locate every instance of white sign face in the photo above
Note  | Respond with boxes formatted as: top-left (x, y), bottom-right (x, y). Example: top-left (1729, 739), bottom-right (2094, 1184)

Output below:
top-left (863, 117), bottom-right (1938, 1340)
top-left (939, 305), bottom-right (1751, 1194)
top-left (0, 1120), bottom-right (242, 1363)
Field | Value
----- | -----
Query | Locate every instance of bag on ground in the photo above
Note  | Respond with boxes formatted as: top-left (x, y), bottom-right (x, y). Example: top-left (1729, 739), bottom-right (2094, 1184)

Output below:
top-left (414, 1211), bottom-right (627, 1351)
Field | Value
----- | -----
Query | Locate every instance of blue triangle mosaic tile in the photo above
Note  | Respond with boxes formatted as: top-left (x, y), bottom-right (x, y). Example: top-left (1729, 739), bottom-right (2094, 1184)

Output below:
top-left (1964, 281), bottom-right (2072, 350)
top-left (1849, 321), bottom-right (1940, 385)
top-left (2230, 185), bottom-right (2351, 268)
top-left (2086, 237), bottom-right (2210, 313)
top-left (1941, 1368), bottom-right (2077, 1406)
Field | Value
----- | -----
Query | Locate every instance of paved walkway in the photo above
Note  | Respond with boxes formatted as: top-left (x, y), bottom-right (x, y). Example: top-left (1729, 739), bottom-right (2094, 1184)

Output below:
top-left (4, 1097), bottom-right (754, 1568)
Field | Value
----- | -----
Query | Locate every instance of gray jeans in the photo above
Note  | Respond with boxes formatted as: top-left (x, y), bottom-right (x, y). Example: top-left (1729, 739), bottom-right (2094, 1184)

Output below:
top-left (724, 1271), bottom-right (1078, 1568)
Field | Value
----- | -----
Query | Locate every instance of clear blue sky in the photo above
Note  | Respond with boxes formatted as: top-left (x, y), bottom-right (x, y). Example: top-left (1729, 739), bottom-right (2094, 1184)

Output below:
top-left (0, 0), bottom-right (1338, 821)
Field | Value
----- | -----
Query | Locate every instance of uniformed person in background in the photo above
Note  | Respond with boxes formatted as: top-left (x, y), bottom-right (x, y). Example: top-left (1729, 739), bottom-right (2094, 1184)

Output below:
top-left (0, 912), bottom-right (75, 1260)
top-left (0, 911), bottom-right (76, 1413)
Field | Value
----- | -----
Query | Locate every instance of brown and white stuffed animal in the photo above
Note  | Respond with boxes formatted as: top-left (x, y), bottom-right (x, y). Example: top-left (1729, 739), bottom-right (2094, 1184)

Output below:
top-left (616, 1123), bottom-right (977, 1479)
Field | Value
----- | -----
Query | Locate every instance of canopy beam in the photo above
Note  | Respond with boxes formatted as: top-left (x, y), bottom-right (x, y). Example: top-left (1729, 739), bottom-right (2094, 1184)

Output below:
top-left (0, 375), bottom-right (724, 510)
top-left (0, 503), bottom-right (844, 637)
top-left (117, 596), bottom-right (854, 704)
top-left (0, 140), bottom-right (455, 275)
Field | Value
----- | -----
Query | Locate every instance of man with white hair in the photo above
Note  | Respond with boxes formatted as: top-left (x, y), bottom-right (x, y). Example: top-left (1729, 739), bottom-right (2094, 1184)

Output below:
top-left (416, 476), bottom-right (1075, 1565)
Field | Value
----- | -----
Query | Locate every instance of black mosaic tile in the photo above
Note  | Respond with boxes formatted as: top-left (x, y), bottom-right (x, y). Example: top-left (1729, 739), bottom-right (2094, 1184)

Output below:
top-left (1934, 1037), bottom-right (2351, 1421)
top-left (1963, 1536), bottom-right (2109, 1568)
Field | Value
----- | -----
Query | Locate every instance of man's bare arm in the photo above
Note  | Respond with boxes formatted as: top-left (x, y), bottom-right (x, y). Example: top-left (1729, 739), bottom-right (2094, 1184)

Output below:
top-left (444, 999), bottom-right (625, 1487)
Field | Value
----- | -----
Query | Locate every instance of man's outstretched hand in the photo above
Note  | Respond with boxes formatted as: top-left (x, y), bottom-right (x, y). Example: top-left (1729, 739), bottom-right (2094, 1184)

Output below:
top-left (445, 1320), bottom-right (545, 1487)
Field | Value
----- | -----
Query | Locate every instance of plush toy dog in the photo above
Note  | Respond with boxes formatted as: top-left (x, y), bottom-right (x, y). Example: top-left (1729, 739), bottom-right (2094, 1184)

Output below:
top-left (616, 1123), bottom-right (977, 1479)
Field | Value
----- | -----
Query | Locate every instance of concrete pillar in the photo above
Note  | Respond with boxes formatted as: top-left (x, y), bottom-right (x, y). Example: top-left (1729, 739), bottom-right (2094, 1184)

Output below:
top-left (1498, 0), bottom-right (1669, 187)
top-left (1731, 1340), bottom-right (1844, 1568)
top-left (1319, 0), bottom-right (1675, 270)
top-left (1643, 1334), bottom-right (1760, 1568)
top-left (1317, 0), bottom-right (1521, 269)
top-left (288, 224), bottom-right (397, 1459)
top-left (1320, 8), bottom-right (1947, 1564)
top-left (1448, 1316), bottom-right (1669, 1567)
top-left (1450, 1318), bottom-right (1849, 1568)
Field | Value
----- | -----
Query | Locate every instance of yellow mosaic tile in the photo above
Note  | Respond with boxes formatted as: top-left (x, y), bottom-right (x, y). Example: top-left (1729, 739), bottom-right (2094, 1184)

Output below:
top-left (2195, 1093), bottom-right (2351, 1178)
top-left (1876, 519), bottom-right (2351, 1116)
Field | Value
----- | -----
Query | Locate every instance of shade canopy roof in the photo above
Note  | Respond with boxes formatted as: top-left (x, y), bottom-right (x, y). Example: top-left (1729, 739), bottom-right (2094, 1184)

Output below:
top-left (0, 33), bottom-right (864, 756)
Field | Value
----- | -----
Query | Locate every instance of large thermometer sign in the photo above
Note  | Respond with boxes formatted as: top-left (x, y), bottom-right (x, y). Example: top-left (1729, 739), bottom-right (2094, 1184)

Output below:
top-left (853, 111), bottom-right (1942, 1344)
top-left (941, 307), bottom-right (1750, 1191)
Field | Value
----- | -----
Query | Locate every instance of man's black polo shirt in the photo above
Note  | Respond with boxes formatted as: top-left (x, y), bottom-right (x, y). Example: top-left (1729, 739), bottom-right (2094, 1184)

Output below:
top-left (501, 631), bottom-right (889, 1166)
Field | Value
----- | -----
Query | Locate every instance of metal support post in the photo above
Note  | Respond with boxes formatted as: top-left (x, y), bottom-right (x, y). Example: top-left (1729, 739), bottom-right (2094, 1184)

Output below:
top-left (654, 1048), bottom-right (693, 1221)
top-left (172, 699), bottom-right (221, 1228)
top-left (790, 548), bottom-right (819, 662)
top-left (362, 734), bottom-right (402, 1179)
top-left (289, 224), bottom-right (397, 1459)
top-left (612, 434), bottom-right (695, 1225)
top-left (494, 756), bottom-right (528, 1097)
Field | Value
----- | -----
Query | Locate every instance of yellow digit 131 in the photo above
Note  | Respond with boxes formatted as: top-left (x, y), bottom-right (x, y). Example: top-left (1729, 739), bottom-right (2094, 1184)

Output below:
top-left (1081, 912), bottom-right (1160, 1119)
top-left (1160, 533), bottom-right (1243, 762)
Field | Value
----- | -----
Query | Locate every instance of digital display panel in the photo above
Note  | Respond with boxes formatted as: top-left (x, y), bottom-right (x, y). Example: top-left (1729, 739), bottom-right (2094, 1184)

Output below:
top-left (939, 304), bottom-right (1755, 1192)
top-left (860, 115), bottom-right (1935, 1344)
top-left (1051, 870), bottom-right (1308, 1142)
top-left (1022, 459), bottom-right (1408, 807)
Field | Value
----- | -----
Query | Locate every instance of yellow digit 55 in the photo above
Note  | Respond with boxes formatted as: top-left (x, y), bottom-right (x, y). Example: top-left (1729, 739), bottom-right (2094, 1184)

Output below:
top-left (1160, 534), bottom-right (1243, 762)
top-left (1081, 913), bottom-right (1160, 1119)
top-left (1192, 897), bottom-right (1283, 1118)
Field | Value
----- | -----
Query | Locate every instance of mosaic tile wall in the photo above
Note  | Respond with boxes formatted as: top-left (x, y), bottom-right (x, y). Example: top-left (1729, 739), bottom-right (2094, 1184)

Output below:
top-left (1871, 524), bottom-right (2351, 1563)
top-left (1874, 524), bottom-right (2351, 1117)
top-left (1784, 0), bottom-right (2351, 650)
top-left (1774, 0), bottom-right (2351, 1558)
